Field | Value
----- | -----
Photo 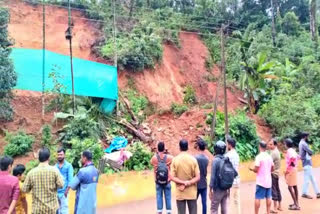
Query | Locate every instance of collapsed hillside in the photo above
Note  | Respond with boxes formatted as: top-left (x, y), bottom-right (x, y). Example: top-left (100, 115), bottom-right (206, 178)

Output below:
top-left (1, 0), bottom-right (272, 156)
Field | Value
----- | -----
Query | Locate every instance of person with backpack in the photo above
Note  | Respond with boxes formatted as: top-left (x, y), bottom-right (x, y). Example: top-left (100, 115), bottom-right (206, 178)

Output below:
top-left (195, 139), bottom-right (209, 214)
top-left (225, 137), bottom-right (241, 214)
top-left (209, 140), bottom-right (238, 214)
top-left (150, 142), bottom-right (174, 214)
top-left (171, 139), bottom-right (200, 214)
top-left (249, 141), bottom-right (274, 214)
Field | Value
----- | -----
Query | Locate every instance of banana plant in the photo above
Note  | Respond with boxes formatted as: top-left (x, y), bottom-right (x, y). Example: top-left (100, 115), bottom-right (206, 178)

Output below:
top-left (240, 52), bottom-right (277, 113)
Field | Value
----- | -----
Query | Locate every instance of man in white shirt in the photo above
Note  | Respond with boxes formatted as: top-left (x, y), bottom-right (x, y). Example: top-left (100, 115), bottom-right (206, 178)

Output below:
top-left (225, 137), bottom-right (241, 214)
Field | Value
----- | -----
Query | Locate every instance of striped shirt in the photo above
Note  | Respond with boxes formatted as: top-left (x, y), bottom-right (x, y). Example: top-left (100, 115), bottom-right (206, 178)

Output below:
top-left (22, 163), bottom-right (64, 214)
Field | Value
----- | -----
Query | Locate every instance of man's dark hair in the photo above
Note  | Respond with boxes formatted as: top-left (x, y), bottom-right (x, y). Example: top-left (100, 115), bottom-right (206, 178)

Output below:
top-left (158, 142), bottom-right (165, 152)
top-left (285, 138), bottom-right (294, 148)
top-left (259, 141), bottom-right (267, 149)
top-left (272, 138), bottom-right (278, 146)
top-left (197, 139), bottom-right (206, 151)
top-left (0, 156), bottom-right (13, 171)
top-left (179, 139), bottom-right (188, 151)
top-left (57, 148), bottom-right (66, 154)
top-left (39, 148), bottom-right (50, 162)
top-left (82, 150), bottom-right (93, 161)
top-left (227, 137), bottom-right (236, 148)
top-left (13, 164), bottom-right (26, 176)
top-left (300, 132), bottom-right (309, 139)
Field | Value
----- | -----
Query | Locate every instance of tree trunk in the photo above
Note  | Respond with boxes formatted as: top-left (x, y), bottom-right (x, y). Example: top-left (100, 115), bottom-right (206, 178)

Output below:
top-left (310, 0), bottom-right (318, 46)
top-left (271, 0), bottom-right (276, 47)
top-left (128, 0), bottom-right (135, 21)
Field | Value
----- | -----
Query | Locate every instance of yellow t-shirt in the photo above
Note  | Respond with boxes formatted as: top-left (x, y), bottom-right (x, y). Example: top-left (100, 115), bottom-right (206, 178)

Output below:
top-left (172, 152), bottom-right (200, 200)
top-left (16, 182), bottom-right (26, 214)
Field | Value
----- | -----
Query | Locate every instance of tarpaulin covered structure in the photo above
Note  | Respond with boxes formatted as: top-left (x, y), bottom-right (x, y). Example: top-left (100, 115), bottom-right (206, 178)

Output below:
top-left (11, 48), bottom-right (118, 112)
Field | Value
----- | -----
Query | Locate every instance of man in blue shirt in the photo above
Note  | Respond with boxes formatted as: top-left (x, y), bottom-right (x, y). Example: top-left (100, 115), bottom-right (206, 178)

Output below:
top-left (56, 148), bottom-right (74, 214)
top-left (69, 150), bottom-right (99, 214)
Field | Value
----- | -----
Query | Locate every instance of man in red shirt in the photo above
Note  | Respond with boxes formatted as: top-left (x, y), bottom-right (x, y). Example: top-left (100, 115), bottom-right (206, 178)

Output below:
top-left (0, 156), bottom-right (20, 214)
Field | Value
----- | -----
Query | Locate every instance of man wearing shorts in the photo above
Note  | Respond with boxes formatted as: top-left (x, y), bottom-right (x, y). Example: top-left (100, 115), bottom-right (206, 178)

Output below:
top-left (250, 142), bottom-right (274, 214)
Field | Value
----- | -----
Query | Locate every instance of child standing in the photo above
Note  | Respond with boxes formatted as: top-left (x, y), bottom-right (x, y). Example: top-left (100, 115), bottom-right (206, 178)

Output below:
top-left (13, 164), bottom-right (28, 214)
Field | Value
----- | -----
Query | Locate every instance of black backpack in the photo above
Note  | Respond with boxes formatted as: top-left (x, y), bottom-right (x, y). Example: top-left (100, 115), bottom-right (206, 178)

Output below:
top-left (156, 154), bottom-right (169, 185)
top-left (217, 156), bottom-right (238, 190)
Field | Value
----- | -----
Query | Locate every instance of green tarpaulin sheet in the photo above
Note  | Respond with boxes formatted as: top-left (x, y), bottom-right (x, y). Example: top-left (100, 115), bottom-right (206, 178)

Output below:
top-left (11, 48), bottom-right (118, 113)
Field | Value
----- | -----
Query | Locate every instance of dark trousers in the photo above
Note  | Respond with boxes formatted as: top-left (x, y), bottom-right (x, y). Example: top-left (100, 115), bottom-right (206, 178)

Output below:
top-left (197, 188), bottom-right (207, 214)
top-left (176, 200), bottom-right (197, 214)
top-left (271, 174), bottom-right (282, 201)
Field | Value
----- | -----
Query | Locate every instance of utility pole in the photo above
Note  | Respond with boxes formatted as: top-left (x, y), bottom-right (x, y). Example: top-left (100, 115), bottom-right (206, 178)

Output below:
top-left (41, 0), bottom-right (46, 121)
top-left (271, 0), bottom-right (276, 47)
top-left (113, 0), bottom-right (120, 117)
top-left (221, 25), bottom-right (229, 142)
top-left (310, 0), bottom-right (318, 50)
top-left (66, 0), bottom-right (75, 114)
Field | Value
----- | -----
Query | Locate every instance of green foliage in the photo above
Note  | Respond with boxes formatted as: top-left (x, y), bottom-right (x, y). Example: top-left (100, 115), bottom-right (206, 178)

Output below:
top-left (41, 124), bottom-right (52, 147)
top-left (171, 103), bottom-right (188, 116)
top-left (206, 111), bottom-right (259, 161)
top-left (55, 108), bottom-right (101, 147)
top-left (25, 160), bottom-right (39, 175)
top-left (104, 163), bottom-right (117, 175)
top-left (125, 142), bottom-right (152, 171)
top-left (4, 131), bottom-right (34, 157)
top-left (0, 8), bottom-right (16, 121)
top-left (259, 87), bottom-right (320, 140)
top-left (281, 12), bottom-right (302, 36)
top-left (125, 89), bottom-right (150, 122)
top-left (66, 138), bottom-right (104, 172)
top-left (183, 85), bottom-right (197, 105)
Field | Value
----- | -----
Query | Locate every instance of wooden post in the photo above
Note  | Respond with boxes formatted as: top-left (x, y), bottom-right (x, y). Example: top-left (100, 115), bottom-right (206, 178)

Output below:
top-left (67, 0), bottom-right (75, 114)
top-left (41, 0), bottom-right (45, 121)
top-left (221, 26), bottom-right (229, 142)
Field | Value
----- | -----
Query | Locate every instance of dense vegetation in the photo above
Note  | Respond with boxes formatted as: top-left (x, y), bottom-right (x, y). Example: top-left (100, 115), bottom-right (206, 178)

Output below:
top-left (0, 8), bottom-right (17, 121)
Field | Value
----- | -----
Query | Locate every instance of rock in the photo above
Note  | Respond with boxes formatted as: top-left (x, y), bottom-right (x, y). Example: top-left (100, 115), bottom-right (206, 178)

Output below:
top-left (158, 128), bottom-right (163, 132)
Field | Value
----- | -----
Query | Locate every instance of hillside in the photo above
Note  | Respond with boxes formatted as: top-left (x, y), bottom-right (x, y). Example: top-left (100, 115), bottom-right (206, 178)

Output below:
top-left (1, 0), bottom-right (272, 156)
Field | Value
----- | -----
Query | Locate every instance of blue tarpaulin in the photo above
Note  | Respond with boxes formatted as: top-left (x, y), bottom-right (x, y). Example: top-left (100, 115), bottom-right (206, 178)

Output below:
top-left (10, 48), bottom-right (118, 112)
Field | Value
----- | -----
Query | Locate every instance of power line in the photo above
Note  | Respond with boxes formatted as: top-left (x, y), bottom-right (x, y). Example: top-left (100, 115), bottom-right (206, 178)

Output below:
top-left (21, 0), bottom-right (249, 28)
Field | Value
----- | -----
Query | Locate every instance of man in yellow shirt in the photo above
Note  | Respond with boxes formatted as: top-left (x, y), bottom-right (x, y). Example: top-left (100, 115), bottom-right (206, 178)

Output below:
top-left (13, 164), bottom-right (28, 214)
top-left (171, 139), bottom-right (200, 214)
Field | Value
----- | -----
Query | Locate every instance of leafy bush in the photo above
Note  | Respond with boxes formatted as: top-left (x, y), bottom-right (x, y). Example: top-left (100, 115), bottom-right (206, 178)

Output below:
top-left (101, 28), bottom-right (163, 71)
top-left (66, 138), bottom-right (104, 172)
top-left (4, 131), bottom-right (34, 157)
top-left (41, 124), bottom-right (52, 147)
top-left (125, 142), bottom-right (153, 171)
top-left (124, 89), bottom-right (151, 122)
top-left (171, 103), bottom-right (188, 116)
top-left (259, 87), bottom-right (320, 140)
top-left (56, 109), bottom-right (100, 147)
top-left (206, 111), bottom-right (259, 161)
top-left (183, 85), bottom-right (197, 105)
top-left (0, 100), bottom-right (14, 122)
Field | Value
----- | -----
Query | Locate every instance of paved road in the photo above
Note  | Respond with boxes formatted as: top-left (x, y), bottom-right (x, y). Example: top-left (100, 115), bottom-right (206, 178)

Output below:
top-left (98, 168), bottom-right (320, 214)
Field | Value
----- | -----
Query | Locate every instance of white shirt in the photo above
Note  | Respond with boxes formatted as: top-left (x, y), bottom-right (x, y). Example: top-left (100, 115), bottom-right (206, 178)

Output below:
top-left (225, 149), bottom-right (240, 185)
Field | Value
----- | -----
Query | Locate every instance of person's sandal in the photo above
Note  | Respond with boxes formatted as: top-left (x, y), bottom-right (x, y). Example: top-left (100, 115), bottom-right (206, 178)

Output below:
top-left (302, 194), bottom-right (313, 199)
top-left (317, 193), bottom-right (320, 199)
top-left (270, 210), bottom-right (278, 214)
top-left (289, 205), bottom-right (300, 211)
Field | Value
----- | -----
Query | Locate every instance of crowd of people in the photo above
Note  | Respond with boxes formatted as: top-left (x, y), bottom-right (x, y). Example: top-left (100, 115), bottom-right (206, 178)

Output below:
top-left (151, 132), bottom-right (320, 214)
top-left (0, 132), bottom-right (319, 214)
top-left (0, 148), bottom-right (99, 214)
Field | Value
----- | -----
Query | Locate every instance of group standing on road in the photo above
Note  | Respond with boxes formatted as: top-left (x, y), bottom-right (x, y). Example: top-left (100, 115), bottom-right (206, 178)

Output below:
top-left (1, 132), bottom-right (320, 214)
top-left (0, 148), bottom-right (98, 214)
top-left (151, 132), bottom-right (320, 214)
